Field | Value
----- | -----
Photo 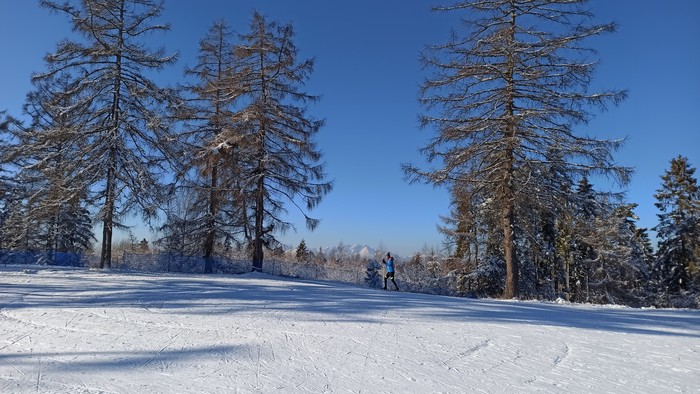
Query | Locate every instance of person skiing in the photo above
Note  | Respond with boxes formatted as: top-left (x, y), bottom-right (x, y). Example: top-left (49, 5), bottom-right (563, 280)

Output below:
top-left (382, 252), bottom-right (399, 291)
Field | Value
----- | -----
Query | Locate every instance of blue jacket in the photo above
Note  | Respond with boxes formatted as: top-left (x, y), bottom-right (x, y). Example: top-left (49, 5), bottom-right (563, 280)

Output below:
top-left (384, 257), bottom-right (395, 273)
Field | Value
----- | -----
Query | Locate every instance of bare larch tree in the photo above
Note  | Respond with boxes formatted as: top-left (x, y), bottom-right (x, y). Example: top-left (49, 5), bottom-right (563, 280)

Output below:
top-left (232, 12), bottom-right (332, 272)
top-left (404, 0), bottom-right (631, 298)
top-left (37, 0), bottom-right (178, 268)
top-left (176, 20), bottom-right (250, 273)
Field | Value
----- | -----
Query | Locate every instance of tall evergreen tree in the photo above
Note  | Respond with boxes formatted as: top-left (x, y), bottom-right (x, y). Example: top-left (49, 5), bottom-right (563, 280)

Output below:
top-left (653, 156), bottom-right (700, 292)
top-left (54, 195), bottom-right (95, 254)
top-left (156, 187), bottom-right (202, 257)
top-left (581, 202), bottom-right (648, 304)
top-left (405, 0), bottom-right (630, 298)
top-left (231, 12), bottom-right (332, 272)
top-left (619, 204), bottom-right (653, 281)
top-left (634, 227), bottom-right (655, 272)
top-left (296, 239), bottom-right (309, 262)
top-left (37, 0), bottom-right (178, 268)
top-left (3, 72), bottom-right (96, 259)
top-left (0, 185), bottom-right (35, 253)
top-left (439, 183), bottom-right (478, 261)
top-left (565, 177), bottom-right (637, 302)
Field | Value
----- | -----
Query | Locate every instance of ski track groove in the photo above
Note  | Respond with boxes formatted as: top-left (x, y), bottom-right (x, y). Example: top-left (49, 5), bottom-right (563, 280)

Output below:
top-left (553, 343), bottom-right (571, 367)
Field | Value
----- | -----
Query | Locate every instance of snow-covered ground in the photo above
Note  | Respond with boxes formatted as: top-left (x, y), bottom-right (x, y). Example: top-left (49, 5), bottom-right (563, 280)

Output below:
top-left (0, 266), bottom-right (698, 393)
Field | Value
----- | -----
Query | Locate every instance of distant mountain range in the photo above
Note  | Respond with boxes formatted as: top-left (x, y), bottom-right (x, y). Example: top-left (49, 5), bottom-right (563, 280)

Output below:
top-left (290, 243), bottom-right (399, 260)
top-left (319, 244), bottom-right (377, 259)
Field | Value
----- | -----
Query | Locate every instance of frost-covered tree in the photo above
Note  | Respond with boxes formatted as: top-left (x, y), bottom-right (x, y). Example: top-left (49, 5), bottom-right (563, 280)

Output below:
top-left (156, 187), bottom-right (202, 257)
top-left (137, 238), bottom-right (149, 252)
top-left (0, 185), bottom-right (35, 252)
top-left (296, 239), bottom-right (309, 262)
top-left (54, 195), bottom-right (94, 254)
top-left (37, 0), bottom-right (178, 268)
top-left (581, 203), bottom-right (649, 305)
top-left (439, 183), bottom-right (479, 261)
top-left (3, 73), bottom-right (96, 258)
top-left (406, 0), bottom-right (630, 298)
top-left (231, 12), bottom-right (332, 272)
top-left (0, 111), bottom-right (16, 246)
top-left (634, 227), bottom-right (655, 271)
top-left (570, 178), bottom-right (598, 299)
top-left (653, 156), bottom-right (699, 292)
top-left (620, 205), bottom-right (653, 279)
top-left (365, 259), bottom-right (382, 289)
top-left (559, 177), bottom-right (615, 302)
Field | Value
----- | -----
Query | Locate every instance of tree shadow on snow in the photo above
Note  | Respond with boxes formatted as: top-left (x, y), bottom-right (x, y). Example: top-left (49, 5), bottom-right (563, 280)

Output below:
top-left (0, 344), bottom-right (245, 372)
top-left (0, 266), bottom-right (698, 338)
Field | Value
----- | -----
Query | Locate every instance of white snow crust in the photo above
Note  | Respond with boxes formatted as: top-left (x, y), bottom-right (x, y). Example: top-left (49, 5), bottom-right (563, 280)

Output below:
top-left (0, 266), bottom-right (698, 393)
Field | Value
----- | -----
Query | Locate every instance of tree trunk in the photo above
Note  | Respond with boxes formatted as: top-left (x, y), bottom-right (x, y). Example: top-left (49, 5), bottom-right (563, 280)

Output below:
top-left (565, 254), bottom-right (571, 301)
top-left (502, 0), bottom-right (518, 299)
top-left (503, 198), bottom-right (517, 298)
top-left (203, 29), bottom-right (226, 275)
top-left (472, 211), bottom-right (479, 265)
top-left (100, 1), bottom-right (124, 270)
top-left (100, 165), bottom-right (115, 269)
top-left (46, 214), bottom-right (56, 264)
top-left (252, 49), bottom-right (268, 273)
top-left (252, 179), bottom-right (264, 272)
top-left (203, 162), bottom-right (218, 274)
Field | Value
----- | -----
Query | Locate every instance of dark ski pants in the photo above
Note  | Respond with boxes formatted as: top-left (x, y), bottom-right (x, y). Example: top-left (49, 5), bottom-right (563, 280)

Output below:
top-left (384, 272), bottom-right (399, 290)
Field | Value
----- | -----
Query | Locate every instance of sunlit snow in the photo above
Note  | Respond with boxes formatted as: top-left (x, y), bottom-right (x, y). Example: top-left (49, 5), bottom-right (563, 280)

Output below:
top-left (0, 266), bottom-right (698, 393)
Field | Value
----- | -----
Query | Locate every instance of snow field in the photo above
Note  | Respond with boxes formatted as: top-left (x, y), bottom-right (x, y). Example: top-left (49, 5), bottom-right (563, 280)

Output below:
top-left (0, 266), bottom-right (698, 393)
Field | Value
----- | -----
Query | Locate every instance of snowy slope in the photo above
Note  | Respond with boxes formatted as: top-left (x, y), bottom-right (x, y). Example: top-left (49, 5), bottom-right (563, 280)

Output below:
top-left (0, 266), bottom-right (698, 393)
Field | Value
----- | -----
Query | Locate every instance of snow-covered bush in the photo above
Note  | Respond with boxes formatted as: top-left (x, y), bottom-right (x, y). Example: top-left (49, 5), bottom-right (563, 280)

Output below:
top-left (0, 251), bottom-right (84, 267)
top-left (649, 289), bottom-right (699, 309)
top-left (262, 258), bottom-right (366, 285)
top-left (456, 256), bottom-right (505, 298)
top-left (116, 252), bottom-right (249, 274)
top-left (365, 259), bottom-right (382, 288)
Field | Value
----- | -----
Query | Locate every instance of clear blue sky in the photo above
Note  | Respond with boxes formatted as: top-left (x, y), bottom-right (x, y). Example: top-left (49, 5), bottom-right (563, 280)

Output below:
top-left (1, 1), bottom-right (698, 256)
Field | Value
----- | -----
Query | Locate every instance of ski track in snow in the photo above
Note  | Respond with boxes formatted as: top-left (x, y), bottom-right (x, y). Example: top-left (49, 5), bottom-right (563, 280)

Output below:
top-left (0, 266), bottom-right (698, 393)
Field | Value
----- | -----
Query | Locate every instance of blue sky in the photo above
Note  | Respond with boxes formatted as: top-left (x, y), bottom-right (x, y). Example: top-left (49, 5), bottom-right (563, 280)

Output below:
top-left (1, 0), bottom-right (698, 256)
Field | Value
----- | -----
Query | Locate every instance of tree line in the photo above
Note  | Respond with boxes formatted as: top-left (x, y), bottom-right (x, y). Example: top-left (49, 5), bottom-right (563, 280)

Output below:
top-left (1, 1), bottom-right (331, 274)
top-left (0, 0), bottom-right (697, 306)
top-left (400, 0), bottom-right (698, 304)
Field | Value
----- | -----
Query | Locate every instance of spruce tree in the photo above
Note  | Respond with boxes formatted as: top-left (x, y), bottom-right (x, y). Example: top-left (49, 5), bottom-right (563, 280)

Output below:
top-left (4, 73), bottom-right (96, 260)
top-left (296, 239), bottom-right (309, 262)
top-left (406, 0), bottom-right (630, 298)
top-left (653, 156), bottom-right (700, 292)
top-left (55, 195), bottom-right (94, 254)
top-left (618, 204), bottom-right (652, 282)
top-left (0, 186), bottom-right (34, 253)
top-left (634, 227), bottom-right (655, 272)
top-left (582, 202), bottom-right (648, 304)
top-left (439, 183), bottom-right (478, 261)
top-left (157, 188), bottom-right (202, 257)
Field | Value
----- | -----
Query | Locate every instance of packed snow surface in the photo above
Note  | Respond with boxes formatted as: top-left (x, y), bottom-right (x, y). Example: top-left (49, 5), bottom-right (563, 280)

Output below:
top-left (0, 266), bottom-right (698, 393)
